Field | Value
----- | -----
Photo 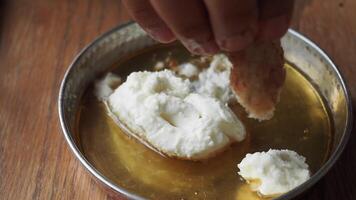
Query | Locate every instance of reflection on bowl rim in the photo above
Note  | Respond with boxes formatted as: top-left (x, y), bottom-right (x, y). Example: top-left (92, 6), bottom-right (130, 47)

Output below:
top-left (58, 22), bottom-right (353, 200)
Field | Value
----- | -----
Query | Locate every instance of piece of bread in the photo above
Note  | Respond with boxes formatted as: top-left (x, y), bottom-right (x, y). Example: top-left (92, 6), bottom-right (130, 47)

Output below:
top-left (228, 41), bottom-right (285, 121)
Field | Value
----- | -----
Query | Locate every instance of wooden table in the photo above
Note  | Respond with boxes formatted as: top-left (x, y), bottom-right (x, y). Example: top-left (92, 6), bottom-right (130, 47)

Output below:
top-left (1, 0), bottom-right (355, 199)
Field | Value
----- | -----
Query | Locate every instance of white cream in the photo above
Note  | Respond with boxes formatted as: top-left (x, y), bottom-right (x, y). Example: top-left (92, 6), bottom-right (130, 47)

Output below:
top-left (238, 149), bottom-right (310, 196)
top-left (106, 70), bottom-right (245, 159)
top-left (193, 54), bottom-right (234, 104)
top-left (94, 72), bottom-right (121, 101)
top-left (177, 63), bottom-right (199, 78)
top-left (153, 61), bottom-right (165, 71)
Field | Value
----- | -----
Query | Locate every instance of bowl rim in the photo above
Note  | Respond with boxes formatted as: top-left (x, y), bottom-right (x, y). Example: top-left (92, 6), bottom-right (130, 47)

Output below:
top-left (58, 21), bottom-right (353, 200)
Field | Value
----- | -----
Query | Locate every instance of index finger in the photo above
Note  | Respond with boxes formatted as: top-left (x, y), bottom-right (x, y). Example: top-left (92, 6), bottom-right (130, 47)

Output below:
top-left (257, 0), bottom-right (294, 41)
top-left (122, 0), bottom-right (176, 43)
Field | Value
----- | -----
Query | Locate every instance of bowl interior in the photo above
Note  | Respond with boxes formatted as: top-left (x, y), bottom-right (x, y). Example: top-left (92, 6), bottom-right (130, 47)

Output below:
top-left (59, 23), bottom-right (352, 200)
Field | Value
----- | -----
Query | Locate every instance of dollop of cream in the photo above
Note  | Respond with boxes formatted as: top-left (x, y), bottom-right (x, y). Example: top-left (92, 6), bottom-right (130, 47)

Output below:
top-left (177, 63), bottom-right (199, 78)
top-left (238, 149), bottom-right (310, 196)
top-left (193, 54), bottom-right (234, 104)
top-left (94, 72), bottom-right (121, 101)
top-left (106, 70), bottom-right (245, 159)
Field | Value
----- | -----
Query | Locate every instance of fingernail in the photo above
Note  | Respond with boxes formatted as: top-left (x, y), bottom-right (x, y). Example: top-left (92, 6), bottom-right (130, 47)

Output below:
top-left (181, 39), bottom-right (202, 54)
top-left (217, 29), bottom-right (255, 52)
top-left (200, 41), bottom-right (219, 55)
top-left (183, 39), bottom-right (219, 55)
top-left (146, 27), bottom-right (176, 43)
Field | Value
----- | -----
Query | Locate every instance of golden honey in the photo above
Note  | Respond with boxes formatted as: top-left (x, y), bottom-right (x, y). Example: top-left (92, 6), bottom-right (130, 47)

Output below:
top-left (78, 45), bottom-right (332, 200)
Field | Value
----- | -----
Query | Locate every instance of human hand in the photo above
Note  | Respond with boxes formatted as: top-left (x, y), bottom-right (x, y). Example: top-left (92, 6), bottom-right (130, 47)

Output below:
top-left (122, 0), bottom-right (294, 55)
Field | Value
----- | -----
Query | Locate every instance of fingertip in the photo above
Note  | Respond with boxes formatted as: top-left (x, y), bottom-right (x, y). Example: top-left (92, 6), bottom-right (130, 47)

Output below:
top-left (122, 0), bottom-right (176, 43)
top-left (216, 27), bottom-right (256, 52)
top-left (257, 15), bottom-right (290, 41)
top-left (204, 0), bottom-right (259, 52)
top-left (146, 27), bottom-right (176, 43)
top-left (201, 41), bottom-right (220, 55)
top-left (181, 39), bottom-right (219, 55)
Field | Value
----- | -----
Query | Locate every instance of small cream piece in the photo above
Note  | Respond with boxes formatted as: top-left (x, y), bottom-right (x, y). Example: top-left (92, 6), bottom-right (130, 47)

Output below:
top-left (193, 54), bottom-right (234, 104)
top-left (153, 61), bottom-right (165, 71)
top-left (94, 72), bottom-right (121, 101)
top-left (107, 70), bottom-right (246, 160)
top-left (238, 149), bottom-right (310, 196)
top-left (177, 63), bottom-right (199, 78)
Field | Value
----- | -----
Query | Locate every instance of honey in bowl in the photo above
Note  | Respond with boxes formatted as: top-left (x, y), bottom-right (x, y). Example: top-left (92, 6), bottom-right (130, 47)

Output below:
top-left (78, 45), bottom-right (332, 200)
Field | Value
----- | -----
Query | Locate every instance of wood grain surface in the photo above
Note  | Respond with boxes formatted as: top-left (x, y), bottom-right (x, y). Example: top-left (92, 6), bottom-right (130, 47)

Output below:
top-left (0, 0), bottom-right (355, 199)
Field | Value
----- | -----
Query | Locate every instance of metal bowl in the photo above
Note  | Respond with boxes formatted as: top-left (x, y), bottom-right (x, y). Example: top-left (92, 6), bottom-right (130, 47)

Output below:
top-left (58, 22), bottom-right (353, 200)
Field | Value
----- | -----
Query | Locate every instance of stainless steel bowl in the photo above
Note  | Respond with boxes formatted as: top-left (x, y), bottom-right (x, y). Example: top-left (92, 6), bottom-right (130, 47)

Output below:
top-left (58, 22), bottom-right (353, 200)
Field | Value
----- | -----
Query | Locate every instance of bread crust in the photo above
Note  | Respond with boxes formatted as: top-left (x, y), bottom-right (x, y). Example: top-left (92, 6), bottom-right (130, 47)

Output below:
top-left (228, 41), bottom-right (285, 121)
